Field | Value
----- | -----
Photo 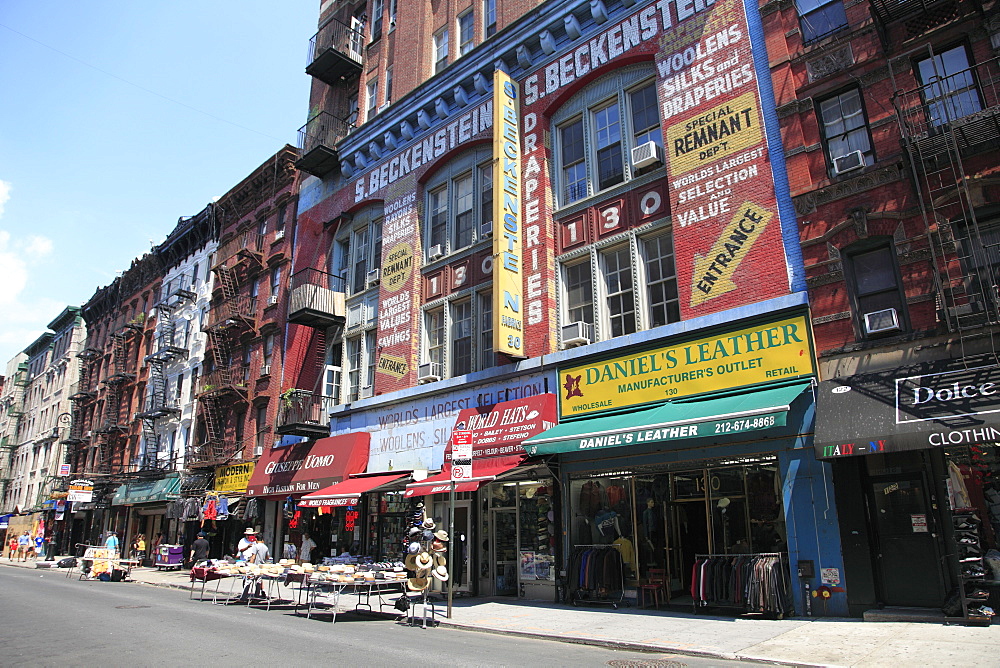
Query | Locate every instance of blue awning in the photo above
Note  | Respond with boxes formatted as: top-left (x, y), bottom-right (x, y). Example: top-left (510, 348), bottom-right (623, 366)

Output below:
top-left (112, 476), bottom-right (182, 506)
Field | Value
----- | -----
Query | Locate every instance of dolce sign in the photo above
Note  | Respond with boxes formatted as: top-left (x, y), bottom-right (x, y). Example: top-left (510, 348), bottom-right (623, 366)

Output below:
top-left (897, 366), bottom-right (1000, 423)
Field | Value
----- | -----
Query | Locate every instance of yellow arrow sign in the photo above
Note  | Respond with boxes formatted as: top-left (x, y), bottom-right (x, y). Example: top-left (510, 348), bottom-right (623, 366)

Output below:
top-left (690, 201), bottom-right (772, 307)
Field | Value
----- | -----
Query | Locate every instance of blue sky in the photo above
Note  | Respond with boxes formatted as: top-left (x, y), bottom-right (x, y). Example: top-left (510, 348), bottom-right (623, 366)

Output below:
top-left (0, 2), bottom-right (317, 368)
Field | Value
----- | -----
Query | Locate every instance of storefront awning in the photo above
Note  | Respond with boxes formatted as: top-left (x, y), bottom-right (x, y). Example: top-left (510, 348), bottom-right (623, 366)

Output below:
top-left (404, 458), bottom-right (524, 497)
top-left (523, 382), bottom-right (811, 456)
top-left (0, 514), bottom-right (11, 529)
top-left (112, 476), bottom-right (182, 506)
top-left (246, 433), bottom-right (370, 497)
top-left (814, 359), bottom-right (1000, 459)
top-left (299, 472), bottom-right (409, 507)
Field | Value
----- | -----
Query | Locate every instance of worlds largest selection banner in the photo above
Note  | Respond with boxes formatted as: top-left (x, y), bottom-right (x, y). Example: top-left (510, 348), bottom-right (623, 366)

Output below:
top-left (657, 0), bottom-right (788, 317)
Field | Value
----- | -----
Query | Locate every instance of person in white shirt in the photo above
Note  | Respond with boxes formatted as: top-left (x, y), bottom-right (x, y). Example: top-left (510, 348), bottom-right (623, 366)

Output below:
top-left (237, 528), bottom-right (256, 561)
top-left (299, 532), bottom-right (317, 564)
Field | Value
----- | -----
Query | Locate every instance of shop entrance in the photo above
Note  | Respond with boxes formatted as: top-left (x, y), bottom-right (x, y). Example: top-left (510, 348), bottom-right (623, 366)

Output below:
top-left (481, 478), bottom-right (556, 598)
top-left (490, 507), bottom-right (518, 595)
top-left (866, 472), bottom-right (945, 607)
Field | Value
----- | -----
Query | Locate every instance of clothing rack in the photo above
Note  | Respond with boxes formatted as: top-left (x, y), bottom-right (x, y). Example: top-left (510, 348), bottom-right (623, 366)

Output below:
top-left (567, 544), bottom-right (626, 609)
top-left (691, 552), bottom-right (790, 618)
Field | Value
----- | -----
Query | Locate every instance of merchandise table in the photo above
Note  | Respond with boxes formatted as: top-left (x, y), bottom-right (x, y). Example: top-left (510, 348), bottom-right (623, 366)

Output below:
top-left (189, 567), bottom-right (232, 602)
top-left (302, 579), bottom-right (406, 621)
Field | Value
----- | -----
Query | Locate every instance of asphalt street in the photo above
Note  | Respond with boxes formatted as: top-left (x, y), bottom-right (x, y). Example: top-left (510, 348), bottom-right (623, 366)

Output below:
top-left (0, 566), bottom-right (775, 668)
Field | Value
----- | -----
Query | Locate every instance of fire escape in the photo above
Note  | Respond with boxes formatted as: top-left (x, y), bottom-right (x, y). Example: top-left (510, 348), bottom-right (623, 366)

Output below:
top-left (892, 49), bottom-right (1000, 361)
top-left (0, 363), bottom-right (28, 503)
top-left (95, 318), bottom-right (141, 477)
top-left (62, 341), bottom-right (100, 477)
top-left (135, 278), bottom-right (193, 474)
top-left (192, 229), bottom-right (262, 467)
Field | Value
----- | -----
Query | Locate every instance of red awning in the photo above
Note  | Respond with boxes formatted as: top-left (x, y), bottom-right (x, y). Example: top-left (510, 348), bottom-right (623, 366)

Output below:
top-left (245, 433), bottom-right (370, 498)
top-left (403, 458), bottom-right (523, 498)
top-left (299, 472), bottom-right (409, 507)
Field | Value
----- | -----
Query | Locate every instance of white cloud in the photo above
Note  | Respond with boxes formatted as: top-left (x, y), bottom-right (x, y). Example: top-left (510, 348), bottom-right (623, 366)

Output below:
top-left (0, 186), bottom-right (63, 362)
top-left (0, 180), bottom-right (9, 218)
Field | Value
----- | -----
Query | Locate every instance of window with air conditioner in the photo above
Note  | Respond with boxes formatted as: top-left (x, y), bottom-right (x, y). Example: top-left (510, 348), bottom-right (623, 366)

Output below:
top-left (424, 146), bottom-right (494, 259)
top-left (818, 89), bottom-right (874, 177)
top-left (844, 240), bottom-right (908, 339)
top-left (553, 68), bottom-right (663, 206)
top-left (559, 228), bottom-right (678, 347)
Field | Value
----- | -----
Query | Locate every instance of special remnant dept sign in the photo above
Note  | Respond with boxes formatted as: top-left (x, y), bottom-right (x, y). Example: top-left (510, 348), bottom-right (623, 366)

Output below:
top-left (559, 315), bottom-right (814, 418)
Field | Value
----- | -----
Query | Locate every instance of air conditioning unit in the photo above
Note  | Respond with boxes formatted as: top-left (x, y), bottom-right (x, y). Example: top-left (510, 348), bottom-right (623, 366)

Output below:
top-left (833, 150), bottom-right (865, 176)
top-left (561, 321), bottom-right (594, 348)
top-left (84, 431), bottom-right (92, 439)
top-left (260, 364), bottom-right (271, 376)
top-left (359, 385), bottom-right (374, 399)
top-left (254, 445), bottom-right (263, 457)
top-left (428, 244), bottom-right (443, 260)
top-left (274, 229), bottom-right (285, 241)
top-left (481, 220), bottom-right (493, 238)
top-left (631, 141), bottom-right (662, 170)
top-left (377, 103), bottom-right (390, 113)
top-left (366, 269), bottom-right (380, 288)
top-left (418, 362), bottom-right (441, 383)
top-left (267, 295), bottom-right (279, 306)
top-left (864, 308), bottom-right (900, 335)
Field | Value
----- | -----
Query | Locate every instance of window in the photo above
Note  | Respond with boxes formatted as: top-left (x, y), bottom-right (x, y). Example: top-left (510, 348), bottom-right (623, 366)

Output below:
top-left (479, 292), bottom-right (493, 370)
top-left (424, 148), bottom-right (494, 257)
top-left (434, 29), bottom-right (449, 73)
top-left (371, 0), bottom-right (384, 41)
top-left (270, 266), bottom-right (281, 296)
top-left (388, 0), bottom-right (397, 29)
top-left (275, 204), bottom-right (286, 233)
top-left (484, 0), bottom-right (496, 37)
top-left (553, 68), bottom-right (662, 207)
top-left (916, 45), bottom-right (982, 127)
top-left (263, 334), bottom-right (275, 367)
top-left (191, 262), bottom-right (199, 286)
top-left (844, 240), bottom-right (908, 338)
top-left (347, 94), bottom-right (359, 128)
top-left (190, 366), bottom-right (198, 401)
top-left (452, 300), bottom-right (472, 376)
top-left (345, 333), bottom-right (375, 401)
top-left (175, 373), bottom-right (184, 403)
top-left (426, 307), bottom-right (445, 372)
top-left (338, 220), bottom-right (382, 294)
top-left (255, 405), bottom-right (268, 452)
top-left (252, 277), bottom-right (260, 299)
top-left (384, 66), bottom-right (393, 107)
top-left (560, 227), bottom-right (678, 343)
top-left (796, 0), bottom-right (847, 42)
top-left (458, 11), bottom-right (474, 56)
top-left (954, 220), bottom-right (1000, 319)
top-left (818, 88), bottom-right (873, 172)
top-left (257, 218), bottom-right (267, 238)
top-left (366, 79), bottom-right (378, 120)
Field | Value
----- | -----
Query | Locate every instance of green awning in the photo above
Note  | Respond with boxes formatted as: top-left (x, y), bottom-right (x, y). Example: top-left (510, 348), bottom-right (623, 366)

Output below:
top-left (112, 476), bottom-right (182, 506)
top-left (523, 382), bottom-right (811, 456)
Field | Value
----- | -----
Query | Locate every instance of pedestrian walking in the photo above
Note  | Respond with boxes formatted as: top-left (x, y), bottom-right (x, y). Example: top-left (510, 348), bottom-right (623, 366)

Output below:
top-left (33, 534), bottom-right (44, 560)
top-left (189, 531), bottom-right (210, 566)
top-left (299, 532), bottom-right (317, 564)
top-left (17, 531), bottom-right (30, 561)
top-left (132, 533), bottom-right (146, 564)
top-left (8, 534), bottom-right (17, 560)
top-left (105, 530), bottom-right (120, 555)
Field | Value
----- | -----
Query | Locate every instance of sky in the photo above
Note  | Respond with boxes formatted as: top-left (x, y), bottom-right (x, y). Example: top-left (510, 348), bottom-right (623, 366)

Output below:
top-left (0, 2), bottom-right (317, 369)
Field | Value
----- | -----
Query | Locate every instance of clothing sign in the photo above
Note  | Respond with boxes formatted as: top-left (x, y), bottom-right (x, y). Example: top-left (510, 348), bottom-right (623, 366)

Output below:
top-left (558, 315), bottom-right (813, 417)
top-left (245, 433), bottom-right (370, 497)
top-left (67, 480), bottom-right (94, 503)
top-left (214, 462), bottom-right (255, 494)
top-left (451, 430), bottom-right (473, 480)
top-left (815, 356), bottom-right (1000, 458)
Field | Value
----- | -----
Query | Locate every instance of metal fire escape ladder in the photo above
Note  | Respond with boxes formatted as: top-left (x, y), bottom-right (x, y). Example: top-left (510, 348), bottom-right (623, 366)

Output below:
top-left (891, 47), bottom-right (1000, 365)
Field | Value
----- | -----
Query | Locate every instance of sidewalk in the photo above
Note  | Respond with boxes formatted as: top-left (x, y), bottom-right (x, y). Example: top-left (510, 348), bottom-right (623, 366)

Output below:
top-left (4, 556), bottom-right (997, 667)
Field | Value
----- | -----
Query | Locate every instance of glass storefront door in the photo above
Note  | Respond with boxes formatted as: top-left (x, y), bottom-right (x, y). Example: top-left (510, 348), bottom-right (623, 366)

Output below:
top-left (491, 507), bottom-right (518, 595)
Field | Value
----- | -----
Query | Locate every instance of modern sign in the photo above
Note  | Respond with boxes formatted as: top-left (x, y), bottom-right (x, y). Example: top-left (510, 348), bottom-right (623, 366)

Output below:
top-left (451, 430), bottom-right (473, 480)
top-left (558, 315), bottom-right (814, 417)
top-left (815, 358), bottom-right (1000, 458)
top-left (58, 464), bottom-right (71, 477)
top-left (493, 68), bottom-right (525, 358)
top-left (67, 479), bottom-right (94, 503)
top-left (213, 462), bottom-right (256, 494)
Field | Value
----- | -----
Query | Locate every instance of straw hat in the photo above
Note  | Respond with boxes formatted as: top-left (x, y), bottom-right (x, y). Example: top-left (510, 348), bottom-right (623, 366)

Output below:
top-left (433, 529), bottom-right (449, 541)
top-left (433, 552), bottom-right (447, 567)
top-left (404, 554), bottom-right (419, 571)
top-left (243, 528), bottom-right (256, 535)
top-left (415, 551), bottom-right (433, 569)
top-left (422, 517), bottom-right (436, 529)
top-left (431, 539), bottom-right (447, 553)
top-left (407, 576), bottom-right (429, 591)
top-left (432, 565), bottom-right (449, 581)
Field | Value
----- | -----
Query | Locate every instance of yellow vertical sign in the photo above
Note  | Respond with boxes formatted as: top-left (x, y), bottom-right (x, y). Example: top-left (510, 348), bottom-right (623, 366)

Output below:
top-left (492, 69), bottom-right (526, 358)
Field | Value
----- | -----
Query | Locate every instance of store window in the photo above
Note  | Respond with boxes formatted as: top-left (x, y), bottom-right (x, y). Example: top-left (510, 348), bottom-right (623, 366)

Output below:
top-left (843, 239), bottom-right (908, 339)
top-left (480, 479), bottom-right (555, 595)
top-left (796, 0), bottom-right (848, 42)
top-left (552, 68), bottom-right (662, 207)
top-left (916, 44), bottom-right (982, 127)
top-left (818, 88), bottom-right (874, 175)
top-left (568, 457), bottom-right (785, 598)
top-left (423, 146), bottom-right (493, 259)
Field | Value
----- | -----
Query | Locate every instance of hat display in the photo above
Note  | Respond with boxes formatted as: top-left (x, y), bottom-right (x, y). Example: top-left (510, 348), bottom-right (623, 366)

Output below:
top-left (433, 529), bottom-right (449, 541)
top-left (407, 576), bottom-right (429, 591)
top-left (433, 552), bottom-right (447, 567)
top-left (408, 526), bottom-right (422, 536)
top-left (404, 554), bottom-right (419, 571)
top-left (422, 529), bottom-right (434, 541)
top-left (408, 541), bottom-right (421, 554)
top-left (422, 518), bottom-right (436, 529)
top-left (415, 551), bottom-right (433, 569)
top-left (431, 539), bottom-right (447, 553)
top-left (432, 565), bottom-right (449, 581)
top-left (243, 528), bottom-right (256, 535)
